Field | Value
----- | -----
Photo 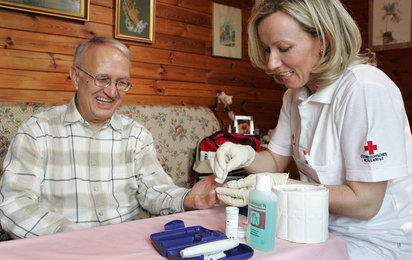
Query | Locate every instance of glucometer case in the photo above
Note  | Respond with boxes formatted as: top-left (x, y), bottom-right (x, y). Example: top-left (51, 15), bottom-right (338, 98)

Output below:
top-left (150, 220), bottom-right (254, 260)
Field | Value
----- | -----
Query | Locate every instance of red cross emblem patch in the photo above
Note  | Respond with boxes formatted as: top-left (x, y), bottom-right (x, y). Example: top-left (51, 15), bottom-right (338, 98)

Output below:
top-left (364, 141), bottom-right (377, 155)
top-left (361, 141), bottom-right (387, 163)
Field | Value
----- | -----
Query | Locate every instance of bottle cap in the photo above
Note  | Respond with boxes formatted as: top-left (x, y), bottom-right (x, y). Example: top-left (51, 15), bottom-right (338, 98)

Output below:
top-left (256, 174), bottom-right (271, 191)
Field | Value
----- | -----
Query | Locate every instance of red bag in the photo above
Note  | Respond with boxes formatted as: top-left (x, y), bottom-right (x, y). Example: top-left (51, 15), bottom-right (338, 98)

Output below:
top-left (198, 130), bottom-right (260, 155)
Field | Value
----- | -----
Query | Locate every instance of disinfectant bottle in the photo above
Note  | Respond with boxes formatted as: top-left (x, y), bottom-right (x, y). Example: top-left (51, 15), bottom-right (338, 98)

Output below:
top-left (247, 174), bottom-right (277, 252)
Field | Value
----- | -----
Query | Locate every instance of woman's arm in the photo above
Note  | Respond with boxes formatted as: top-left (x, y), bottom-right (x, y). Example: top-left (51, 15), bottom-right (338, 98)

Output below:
top-left (287, 178), bottom-right (387, 220)
top-left (246, 149), bottom-right (292, 174)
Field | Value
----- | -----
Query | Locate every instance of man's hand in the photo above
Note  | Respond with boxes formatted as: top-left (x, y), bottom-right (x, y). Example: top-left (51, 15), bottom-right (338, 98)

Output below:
top-left (183, 175), bottom-right (219, 211)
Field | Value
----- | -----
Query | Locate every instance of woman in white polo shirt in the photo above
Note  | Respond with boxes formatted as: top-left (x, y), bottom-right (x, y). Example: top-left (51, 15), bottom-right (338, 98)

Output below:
top-left (210, 0), bottom-right (412, 259)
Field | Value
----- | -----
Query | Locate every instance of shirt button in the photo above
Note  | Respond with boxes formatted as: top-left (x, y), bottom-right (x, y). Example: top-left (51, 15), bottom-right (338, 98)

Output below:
top-left (306, 123), bottom-right (311, 128)
top-left (91, 160), bottom-right (97, 166)
top-left (93, 186), bottom-right (98, 192)
top-left (99, 212), bottom-right (104, 217)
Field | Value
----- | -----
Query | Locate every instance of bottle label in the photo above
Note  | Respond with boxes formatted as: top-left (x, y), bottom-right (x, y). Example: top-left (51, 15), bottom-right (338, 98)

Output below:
top-left (247, 198), bottom-right (277, 244)
top-left (249, 205), bottom-right (266, 230)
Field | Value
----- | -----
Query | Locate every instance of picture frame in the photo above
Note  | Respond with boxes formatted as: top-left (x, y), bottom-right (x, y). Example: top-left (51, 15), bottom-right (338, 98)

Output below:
top-left (115, 0), bottom-right (156, 43)
top-left (234, 115), bottom-right (254, 135)
top-left (212, 2), bottom-right (242, 59)
top-left (0, 0), bottom-right (89, 21)
top-left (368, 0), bottom-right (412, 51)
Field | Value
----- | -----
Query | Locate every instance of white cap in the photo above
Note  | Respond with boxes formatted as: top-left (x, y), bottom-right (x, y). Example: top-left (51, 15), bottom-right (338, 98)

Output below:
top-left (237, 226), bottom-right (247, 238)
top-left (256, 174), bottom-right (271, 191)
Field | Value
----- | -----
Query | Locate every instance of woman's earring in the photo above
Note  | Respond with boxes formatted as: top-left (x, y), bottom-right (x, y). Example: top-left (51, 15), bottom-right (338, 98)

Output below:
top-left (319, 49), bottom-right (324, 55)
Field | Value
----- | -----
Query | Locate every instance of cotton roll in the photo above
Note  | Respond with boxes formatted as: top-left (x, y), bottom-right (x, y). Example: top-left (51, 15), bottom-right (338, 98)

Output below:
top-left (273, 184), bottom-right (329, 243)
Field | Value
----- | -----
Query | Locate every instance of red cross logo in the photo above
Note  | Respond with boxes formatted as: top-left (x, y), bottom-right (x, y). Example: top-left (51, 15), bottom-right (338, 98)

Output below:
top-left (364, 141), bottom-right (377, 155)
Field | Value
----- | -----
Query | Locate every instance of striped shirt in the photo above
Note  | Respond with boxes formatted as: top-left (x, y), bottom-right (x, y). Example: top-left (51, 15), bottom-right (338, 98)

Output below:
top-left (0, 96), bottom-right (188, 238)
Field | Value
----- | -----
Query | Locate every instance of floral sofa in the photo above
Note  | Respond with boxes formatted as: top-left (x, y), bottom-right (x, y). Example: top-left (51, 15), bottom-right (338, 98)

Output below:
top-left (0, 102), bottom-right (220, 241)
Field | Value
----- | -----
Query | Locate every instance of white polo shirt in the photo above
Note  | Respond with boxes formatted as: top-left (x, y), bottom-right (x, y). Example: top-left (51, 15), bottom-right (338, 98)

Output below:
top-left (269, 64), bottom-right (412, 259)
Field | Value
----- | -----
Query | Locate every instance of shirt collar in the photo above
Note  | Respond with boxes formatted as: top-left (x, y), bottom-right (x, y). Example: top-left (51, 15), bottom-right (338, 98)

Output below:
top-left (63, 94), bottom-right (123, 132)
top-left (291, 75), bottom-right (341, 105)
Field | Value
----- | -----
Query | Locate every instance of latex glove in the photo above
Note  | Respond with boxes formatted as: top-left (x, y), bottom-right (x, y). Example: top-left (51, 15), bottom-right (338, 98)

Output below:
top-left (210, 142), bottom-right (256, 184)
top-left (216, 173), bottom-right (289, 207)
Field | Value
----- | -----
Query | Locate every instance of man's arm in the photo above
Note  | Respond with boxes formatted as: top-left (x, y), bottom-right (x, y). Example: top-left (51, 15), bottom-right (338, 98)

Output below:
top-left (0, 123), bottom-right (84, 239)
top-left (134, 130), bottom-right (190, 215)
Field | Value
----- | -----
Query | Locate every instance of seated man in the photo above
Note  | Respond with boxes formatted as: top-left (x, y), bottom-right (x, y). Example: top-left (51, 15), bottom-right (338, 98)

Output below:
top-left (0, 37), bottom-right (219, 239)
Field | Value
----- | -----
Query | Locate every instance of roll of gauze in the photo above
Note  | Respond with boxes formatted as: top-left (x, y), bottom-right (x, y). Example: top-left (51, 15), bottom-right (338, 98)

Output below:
top-left (273, 184), bottom-right (329, 243)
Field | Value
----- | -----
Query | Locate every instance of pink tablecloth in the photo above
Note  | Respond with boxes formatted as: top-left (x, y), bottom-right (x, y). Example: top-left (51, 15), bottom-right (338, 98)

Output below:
top-left (0, 206), bottom-right (349, 259)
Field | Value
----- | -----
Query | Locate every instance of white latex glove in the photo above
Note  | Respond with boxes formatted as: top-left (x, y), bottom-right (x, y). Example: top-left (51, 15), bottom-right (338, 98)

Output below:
top-left (216, 173), bottom-right (289, 207)
top-left (210, 142), bottom-right (256, 184)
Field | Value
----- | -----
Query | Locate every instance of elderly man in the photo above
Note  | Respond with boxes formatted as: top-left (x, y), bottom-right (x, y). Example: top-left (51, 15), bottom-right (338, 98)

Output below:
top-left (0, 37), bottom-right (218, 239)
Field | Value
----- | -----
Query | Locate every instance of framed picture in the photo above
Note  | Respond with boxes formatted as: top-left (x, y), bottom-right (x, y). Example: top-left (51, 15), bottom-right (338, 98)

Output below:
top-left (212, 2), bottom-right (242, 59)
top-left (368, 0), bottom-right (412, 51)
top-left (234, 115), bottom-right (254, 135)
top-left (0, 0), bottom-right (89, 21)
top-left (115, 0), bottom-right (156, 43)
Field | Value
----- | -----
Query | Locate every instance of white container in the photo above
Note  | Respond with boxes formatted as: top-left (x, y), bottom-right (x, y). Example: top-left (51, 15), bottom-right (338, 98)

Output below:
top-left (225, 206), bottom-right (239, 239)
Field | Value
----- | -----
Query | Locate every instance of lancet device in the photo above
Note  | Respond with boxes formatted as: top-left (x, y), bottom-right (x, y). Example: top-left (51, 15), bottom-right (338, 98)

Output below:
top-left (180, 238), bottom-right (239, 259)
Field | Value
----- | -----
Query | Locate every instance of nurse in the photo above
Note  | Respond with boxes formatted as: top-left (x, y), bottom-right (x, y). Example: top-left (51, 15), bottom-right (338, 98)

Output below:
top-left (210, 0), bottom-right (412, 259)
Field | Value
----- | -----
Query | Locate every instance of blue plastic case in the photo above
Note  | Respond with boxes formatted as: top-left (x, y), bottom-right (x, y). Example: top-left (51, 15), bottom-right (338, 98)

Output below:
top-left (150, 220), bottom-right (254, 260)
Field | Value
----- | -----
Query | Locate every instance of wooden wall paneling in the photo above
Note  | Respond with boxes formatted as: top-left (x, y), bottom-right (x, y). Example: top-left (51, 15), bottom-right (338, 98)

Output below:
top-left (0, 28), bottom-right (83, 55)
top-left (212, 0), bottom-right (255, 10)
top-left (156, 2), bottom-right (212, 27)
top-left (0, 8), bottom-right (112, 38)
top-left (157, 0), bottom-right (213, 14)
top-left (205, 70), bottom-right (275, 89)
top-left (150, 33), bottom-right (208, 55)
top-left (91, 0), bottom-right (114, 9)
top-left (128, 44), bottom-right (234, 73)
top-left (1, 69), bottom-right (73, 91)
top-left (122, 94), bottom-right (216, 107)
top-left (0, 89), bottom-right (75, 103)
top-left (0, 49), bottom-right (73, 72)
top-left (242, 9), bottom-right (251, 62)
top-left (89, 3), bottom-right (114, 25)
top-left (128, 79), bottom-right (284, 101)
top-left (374, 49), bottom-right (412, 98)
top-left (130, 62), bottom-right (207, 82)
top-left (155, 17), bottom-right (211, 42)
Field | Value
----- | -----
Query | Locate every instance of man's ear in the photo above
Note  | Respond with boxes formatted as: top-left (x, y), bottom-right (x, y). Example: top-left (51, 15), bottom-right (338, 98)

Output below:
top-left (69, 66), bottom-right (79, 91)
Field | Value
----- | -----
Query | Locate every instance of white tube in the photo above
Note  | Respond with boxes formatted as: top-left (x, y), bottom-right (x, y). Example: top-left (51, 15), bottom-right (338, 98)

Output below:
top-left (225, 206), bottom-right (239, 239)
top-left (180, 239), bottom-right (239, 258)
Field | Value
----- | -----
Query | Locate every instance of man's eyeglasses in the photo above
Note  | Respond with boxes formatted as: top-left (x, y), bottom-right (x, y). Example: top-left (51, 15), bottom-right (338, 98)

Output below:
top-left (75, 66), bottom-right (132, 92)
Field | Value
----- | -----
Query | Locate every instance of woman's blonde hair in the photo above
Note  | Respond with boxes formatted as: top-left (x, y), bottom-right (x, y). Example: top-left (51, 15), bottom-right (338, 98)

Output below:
top-left (248, 0), bottom-right (377, 89)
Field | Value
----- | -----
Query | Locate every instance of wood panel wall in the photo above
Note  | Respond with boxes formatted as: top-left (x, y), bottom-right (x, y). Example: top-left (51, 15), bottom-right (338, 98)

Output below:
top-left (0, 0), bottom-right (285, 135)
top-left (1, 0), bottom-right (411, 135)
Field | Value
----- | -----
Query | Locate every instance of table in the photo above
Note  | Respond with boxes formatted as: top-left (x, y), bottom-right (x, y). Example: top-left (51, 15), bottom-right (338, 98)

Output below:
top-left (0, 206), bottom-right (349, 259)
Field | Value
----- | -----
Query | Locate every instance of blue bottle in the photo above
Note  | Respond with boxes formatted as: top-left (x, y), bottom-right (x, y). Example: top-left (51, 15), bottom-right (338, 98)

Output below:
top-left (247, 174), bottom-right (277, 252)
